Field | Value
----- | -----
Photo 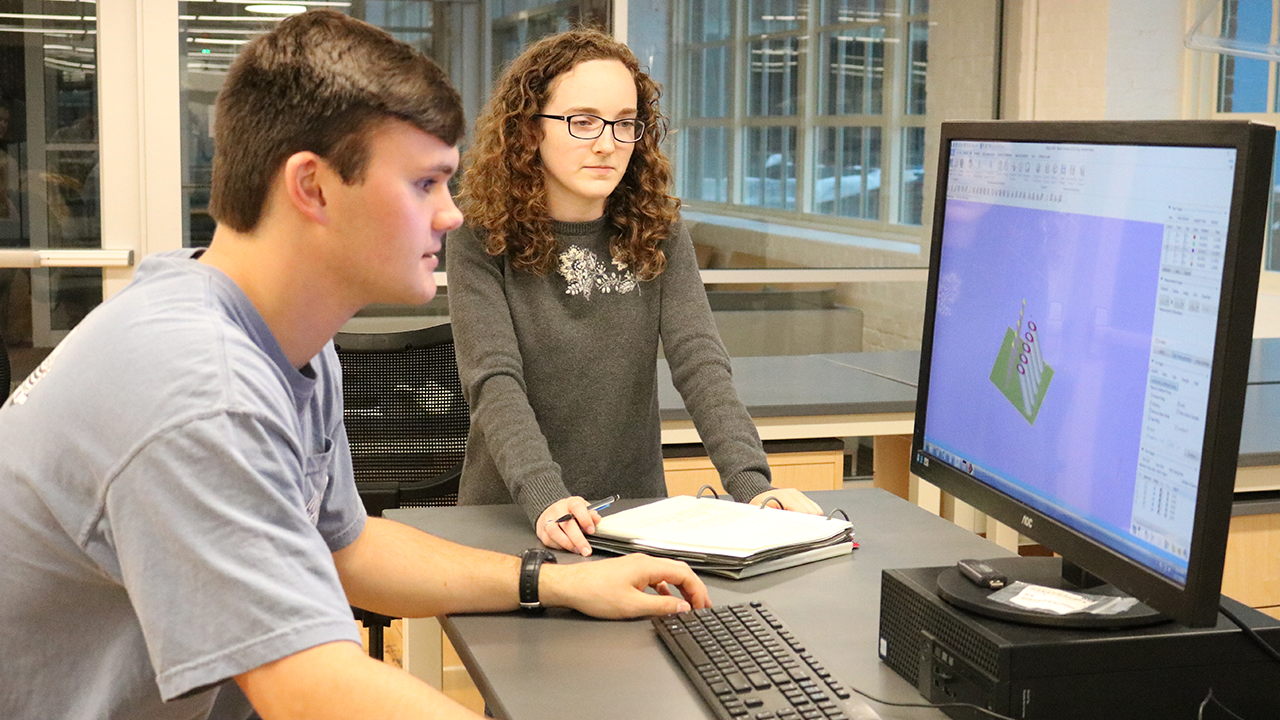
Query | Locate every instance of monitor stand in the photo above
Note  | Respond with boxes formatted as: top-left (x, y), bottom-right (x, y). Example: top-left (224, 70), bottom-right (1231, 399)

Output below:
top-left (935, 556), bottom-right (1167, 629)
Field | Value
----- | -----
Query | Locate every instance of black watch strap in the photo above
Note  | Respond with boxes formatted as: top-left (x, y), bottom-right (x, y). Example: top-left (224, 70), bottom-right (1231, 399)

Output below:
top-left (519, 548), bottom-right (557, 611)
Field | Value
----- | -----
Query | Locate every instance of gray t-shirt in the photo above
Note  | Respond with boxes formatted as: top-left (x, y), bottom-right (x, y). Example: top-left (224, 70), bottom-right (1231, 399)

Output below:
top-left (448, 217), bottom-right (773, 523)
top-left (0, 250), bottom-right (365, 719)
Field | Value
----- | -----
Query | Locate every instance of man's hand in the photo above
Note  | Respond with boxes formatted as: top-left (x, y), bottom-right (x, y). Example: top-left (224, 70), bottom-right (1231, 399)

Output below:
top-left (536, 497), bottom-right (601, 556)
top-left (540, 553), bottom-right (712, 619)
top-left (749, 487), bottom-right (824, 515)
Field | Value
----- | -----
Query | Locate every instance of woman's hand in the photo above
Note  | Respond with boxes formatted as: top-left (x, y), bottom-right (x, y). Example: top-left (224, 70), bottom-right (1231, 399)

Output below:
top-left (536, 496), bottom-right (602, 556)
top-left (749, 487), bottom-right (824, 515)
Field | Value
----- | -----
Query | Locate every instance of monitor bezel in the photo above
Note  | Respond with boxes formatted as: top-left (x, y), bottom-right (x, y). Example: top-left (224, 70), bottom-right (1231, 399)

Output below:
top-left (911, 120), bottom-right (1274, 628)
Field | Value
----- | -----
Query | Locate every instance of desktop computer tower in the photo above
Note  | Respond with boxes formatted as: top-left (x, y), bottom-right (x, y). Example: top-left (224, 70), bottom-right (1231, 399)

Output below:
top-left (878, 565), bottom-right (1280, 720)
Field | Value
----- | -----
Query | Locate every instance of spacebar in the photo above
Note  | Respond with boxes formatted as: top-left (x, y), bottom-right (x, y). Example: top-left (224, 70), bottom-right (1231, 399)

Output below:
top-left (672, 630), bottom-right (711, 666)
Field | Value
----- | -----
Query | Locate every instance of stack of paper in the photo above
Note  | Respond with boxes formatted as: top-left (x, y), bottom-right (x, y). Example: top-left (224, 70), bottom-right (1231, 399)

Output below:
top-left (588, 495), bottom-right (856, 579)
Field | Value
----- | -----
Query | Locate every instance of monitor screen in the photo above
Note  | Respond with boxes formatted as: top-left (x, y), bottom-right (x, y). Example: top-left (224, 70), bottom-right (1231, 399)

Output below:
top-left (912, 121), bottom-right (1274, 628)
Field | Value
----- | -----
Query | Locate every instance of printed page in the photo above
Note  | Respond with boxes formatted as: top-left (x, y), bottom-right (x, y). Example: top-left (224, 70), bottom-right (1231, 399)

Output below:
top-left (594, 496), bottom-right (850, 556)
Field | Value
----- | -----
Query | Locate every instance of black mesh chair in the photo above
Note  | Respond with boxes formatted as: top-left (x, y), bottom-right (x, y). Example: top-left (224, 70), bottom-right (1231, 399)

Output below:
top-left (0, 333), bottom-right (10, 398)
top-left (333, 323), bottom-right (469, 660)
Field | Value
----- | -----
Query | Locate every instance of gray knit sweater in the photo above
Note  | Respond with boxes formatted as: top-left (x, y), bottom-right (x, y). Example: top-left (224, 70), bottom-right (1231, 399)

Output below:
top-left (446, 216), bottom-right (774, 523)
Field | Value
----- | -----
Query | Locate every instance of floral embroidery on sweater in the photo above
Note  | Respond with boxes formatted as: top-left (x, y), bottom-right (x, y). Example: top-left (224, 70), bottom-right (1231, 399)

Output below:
top-left (557, 245), bottom-right (637, 299)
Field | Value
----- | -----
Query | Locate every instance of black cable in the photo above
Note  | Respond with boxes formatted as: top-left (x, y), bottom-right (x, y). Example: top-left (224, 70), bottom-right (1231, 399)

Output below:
top-left (1190, 604), bottom-right (1280, 720)
top-left (1198, 688), bottom-right (1248, 720)
top-left (849, 684), bottom-right (1020, 720)
top-left (1218, 602), bottom-right (1280, 664)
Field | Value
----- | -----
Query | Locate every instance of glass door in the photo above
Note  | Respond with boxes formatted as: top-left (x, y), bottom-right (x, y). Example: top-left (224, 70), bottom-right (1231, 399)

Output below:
top-left (0, 0), bottom-right (106, 358)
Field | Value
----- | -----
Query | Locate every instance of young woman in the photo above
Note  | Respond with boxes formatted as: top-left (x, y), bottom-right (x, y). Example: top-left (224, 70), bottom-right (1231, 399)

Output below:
top-left (448, 28), bottom-right (821, 554)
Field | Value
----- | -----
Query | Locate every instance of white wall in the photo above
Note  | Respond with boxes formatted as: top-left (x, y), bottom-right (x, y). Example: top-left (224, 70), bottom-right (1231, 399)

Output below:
top-left (1105, 0), bottom-right (1186, 120)
top-left (1004, 0), bottom-right (1280, 337)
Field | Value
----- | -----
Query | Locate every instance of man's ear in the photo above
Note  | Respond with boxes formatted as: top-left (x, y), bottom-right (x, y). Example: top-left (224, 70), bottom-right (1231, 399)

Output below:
top-left (281, 151), bottom-right (330, 225)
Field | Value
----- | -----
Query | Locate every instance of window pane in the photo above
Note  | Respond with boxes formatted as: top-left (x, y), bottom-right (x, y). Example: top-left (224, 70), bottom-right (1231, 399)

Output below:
top-left (814, 127), bottom-right (880, 219)
top-left (1217, 0), bottom-right (1271, 113)
top-left (0, 5), bottom-right (102, 350)
top-left (821, 0), bottom-right (886, 25)
top-left (179, 1), bottom-right (445, 249)
top-left (492, 24), bottom-right (522, 76)
top-left (45, 148), bottom-right (98, 248)
top-left (1217, 59), bottom-right (1270, 113)
top-left (684, 127), bottom-right (730, 202)
top-left (748, 0), bottom-right (808, 35)
top-left (177, 0), bottom-right (456, 333)
top-left (743, 126), bottom-right (796, 210)
top-left (689, 0), bottom-right (733, 42)
top-left (909, 0), bottom-right (929, 14)
top-left (180, 5), bottom-right (287, 250)
top-left (905, 20), bottom-right (927, 115)
top-left (366, 1), bottom-right (432, 33)
top-left (820, 27), bottom-right (884, 115)
top-left (748, 38), bottom-right (803, 117)
top-left (687, 46), bottom-right (731, 118)
top-left (527, 12), bottom-right (568, 45)
top-left (898, 126), bottom-right (925, 225)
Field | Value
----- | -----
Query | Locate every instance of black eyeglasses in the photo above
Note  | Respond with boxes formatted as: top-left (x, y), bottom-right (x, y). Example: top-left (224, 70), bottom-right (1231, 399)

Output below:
top-left (534, 113), bottom-right (646, 143)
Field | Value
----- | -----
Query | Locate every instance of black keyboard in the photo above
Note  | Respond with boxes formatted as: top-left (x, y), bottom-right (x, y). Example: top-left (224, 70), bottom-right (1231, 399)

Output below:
top-left (653, 601), bottom-right (881, 720)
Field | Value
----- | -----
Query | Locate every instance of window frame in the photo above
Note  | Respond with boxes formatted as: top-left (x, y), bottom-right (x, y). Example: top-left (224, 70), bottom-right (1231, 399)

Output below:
top-left (1189, 0), bottom-right (1280, 293)
top-left (670, 0), bottom-right (931, 249)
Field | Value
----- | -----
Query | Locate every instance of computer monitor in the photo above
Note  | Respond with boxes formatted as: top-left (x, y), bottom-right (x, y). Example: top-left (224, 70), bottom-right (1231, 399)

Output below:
top-left (912, 120), bottom-right (1275, 629)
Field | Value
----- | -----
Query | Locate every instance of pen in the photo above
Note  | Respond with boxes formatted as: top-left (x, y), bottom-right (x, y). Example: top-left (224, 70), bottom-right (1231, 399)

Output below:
top-left (555, 494), bottom-right (620, 524)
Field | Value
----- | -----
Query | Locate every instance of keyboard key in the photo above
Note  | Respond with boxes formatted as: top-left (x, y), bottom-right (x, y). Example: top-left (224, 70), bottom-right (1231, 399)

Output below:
top-left (673, 631), bottom-right (711, 666)
top-left (724, 672), bottom-right (751, 693)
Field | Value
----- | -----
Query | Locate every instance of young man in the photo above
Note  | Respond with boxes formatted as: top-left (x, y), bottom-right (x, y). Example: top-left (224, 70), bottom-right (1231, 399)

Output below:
top-left (0, 11), bottom-right (709, 720)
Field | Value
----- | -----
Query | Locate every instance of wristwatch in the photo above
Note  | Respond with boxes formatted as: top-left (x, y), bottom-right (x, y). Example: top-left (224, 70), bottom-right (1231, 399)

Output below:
top-left (519, 548), bottom-right (557, 612)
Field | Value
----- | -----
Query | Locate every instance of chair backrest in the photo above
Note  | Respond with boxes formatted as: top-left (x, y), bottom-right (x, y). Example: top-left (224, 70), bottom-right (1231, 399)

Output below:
top-left (0, 333), bottom-right (10, 399)
top-left (333, 323), bottom-right (468, 516)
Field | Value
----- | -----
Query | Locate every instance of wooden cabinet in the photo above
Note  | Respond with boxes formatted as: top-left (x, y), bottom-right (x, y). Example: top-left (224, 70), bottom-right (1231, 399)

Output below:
top-left (1222, 510), bottom-right (1280, 618)
top-left (662, 438), bottom-right (846, 496)
top-left (664, 445), bottom-right (844, 497)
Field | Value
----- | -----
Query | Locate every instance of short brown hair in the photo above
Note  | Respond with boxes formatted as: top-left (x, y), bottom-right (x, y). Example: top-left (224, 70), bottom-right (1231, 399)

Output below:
top-left (458, 28), bottom-right (679, 280)
top-left (209, 10), bottom-right (464, 232)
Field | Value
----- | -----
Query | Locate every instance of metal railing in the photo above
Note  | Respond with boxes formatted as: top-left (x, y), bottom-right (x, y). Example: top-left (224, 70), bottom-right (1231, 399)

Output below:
top-left (0, 249), bottom-right (135, 268)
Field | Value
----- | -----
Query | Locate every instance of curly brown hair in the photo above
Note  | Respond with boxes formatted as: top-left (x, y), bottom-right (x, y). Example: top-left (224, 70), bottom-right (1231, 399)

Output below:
top-left (458, 28), bottom-right (679, 280)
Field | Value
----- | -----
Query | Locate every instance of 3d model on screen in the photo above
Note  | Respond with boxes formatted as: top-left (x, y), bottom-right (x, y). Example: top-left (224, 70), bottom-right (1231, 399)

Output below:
top-left (990, 300), bottom-right (1053, 423)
